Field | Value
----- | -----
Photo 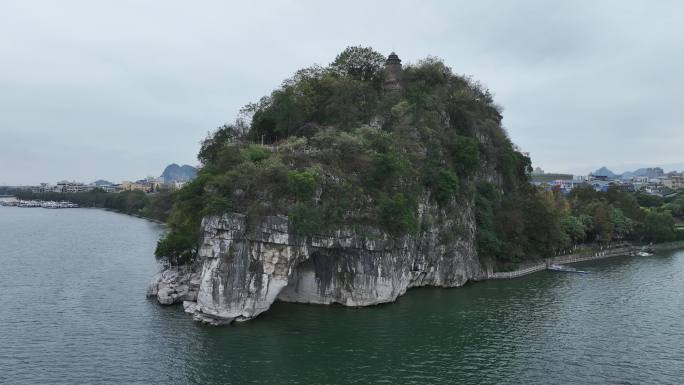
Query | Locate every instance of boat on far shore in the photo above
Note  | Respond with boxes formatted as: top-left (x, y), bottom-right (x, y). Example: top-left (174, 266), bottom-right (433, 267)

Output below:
top-left (0, 199), bottom-right (79, 209)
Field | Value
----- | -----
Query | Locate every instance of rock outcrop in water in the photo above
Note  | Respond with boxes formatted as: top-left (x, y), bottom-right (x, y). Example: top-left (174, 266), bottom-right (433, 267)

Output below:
top-left (147, 262), bottom-right (201, 305)
top-left (149, 198), bottom-right (485, 325)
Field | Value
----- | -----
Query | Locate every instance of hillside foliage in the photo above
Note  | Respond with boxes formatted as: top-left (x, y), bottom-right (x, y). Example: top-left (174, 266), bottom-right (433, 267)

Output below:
top-left (154, 46), bottom-right (683, 266)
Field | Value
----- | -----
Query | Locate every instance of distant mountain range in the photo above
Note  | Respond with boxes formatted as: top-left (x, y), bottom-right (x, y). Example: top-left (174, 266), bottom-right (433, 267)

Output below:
top-left (592, 166), bottom-right (667, 180)
top-left (92, 179), bottom-right (114, 186)
top-left (161, 164), bottom-right (197, 183)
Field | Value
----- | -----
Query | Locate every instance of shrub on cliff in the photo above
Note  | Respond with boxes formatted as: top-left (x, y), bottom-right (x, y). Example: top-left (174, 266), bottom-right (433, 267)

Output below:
top-left (287, 169), bottom-right (318, 201)
top-left (155, 226), bottom-right (198, 265)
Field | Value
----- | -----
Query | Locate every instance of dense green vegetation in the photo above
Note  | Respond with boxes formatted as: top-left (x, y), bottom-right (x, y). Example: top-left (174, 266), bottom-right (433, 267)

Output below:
top-left (481, 184), bottom-right (684, 268)
top-left (15, 190), bottom-right (173, 222)
top-left (153, 46), bottom-right (683, 266)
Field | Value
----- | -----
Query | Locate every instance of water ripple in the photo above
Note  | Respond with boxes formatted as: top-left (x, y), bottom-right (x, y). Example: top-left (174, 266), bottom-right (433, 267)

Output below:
top-left (1, 207), bottom-right (684, 384)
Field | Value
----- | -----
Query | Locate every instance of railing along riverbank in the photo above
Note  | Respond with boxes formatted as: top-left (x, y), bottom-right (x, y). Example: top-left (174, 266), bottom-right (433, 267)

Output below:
top-left (487, 243), bottom-right (640, 280)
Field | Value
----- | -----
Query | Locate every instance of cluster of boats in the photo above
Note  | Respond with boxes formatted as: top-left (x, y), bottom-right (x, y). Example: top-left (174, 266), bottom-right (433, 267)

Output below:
top-left (0, 200), bottom-right (79, 209)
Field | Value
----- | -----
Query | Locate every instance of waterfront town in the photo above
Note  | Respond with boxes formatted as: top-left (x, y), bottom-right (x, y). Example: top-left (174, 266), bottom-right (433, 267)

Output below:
top-left (531, 167), bottom-right (684, 197)
top-left (0, 176), bottom-right (189, 209)
top-left (0, 174), bottom-right (194, 210)
top-left (2, 166), bottom-right (682, 199)
top-left (0, 177), bottom-right (186, 195)
top-left (0, 163), bottom-right (197, 196)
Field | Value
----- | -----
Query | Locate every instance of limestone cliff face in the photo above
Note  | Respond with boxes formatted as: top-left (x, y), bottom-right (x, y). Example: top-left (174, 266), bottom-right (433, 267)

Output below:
top-left (149, 199), bottom-right (485, 325)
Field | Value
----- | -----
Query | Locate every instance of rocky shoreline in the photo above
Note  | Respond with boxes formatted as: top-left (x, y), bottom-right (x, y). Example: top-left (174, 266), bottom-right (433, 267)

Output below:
top-left (148, 203), bottom-right (484, 325)
top-left (147, 212), bottom-right (683, 326)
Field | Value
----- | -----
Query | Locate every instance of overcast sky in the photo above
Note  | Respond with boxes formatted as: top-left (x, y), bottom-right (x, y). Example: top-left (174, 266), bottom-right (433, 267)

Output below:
top-left (1, 1), bottom-right (683, 185)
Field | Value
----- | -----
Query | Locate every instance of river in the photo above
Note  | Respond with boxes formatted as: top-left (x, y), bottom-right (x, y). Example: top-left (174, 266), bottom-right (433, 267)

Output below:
top-left (1, 206), bottom-right (683, 384)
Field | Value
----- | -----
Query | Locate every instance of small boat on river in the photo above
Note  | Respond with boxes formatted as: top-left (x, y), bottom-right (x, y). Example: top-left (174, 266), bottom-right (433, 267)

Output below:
top-left (547, 264), bottom-right (589, 274)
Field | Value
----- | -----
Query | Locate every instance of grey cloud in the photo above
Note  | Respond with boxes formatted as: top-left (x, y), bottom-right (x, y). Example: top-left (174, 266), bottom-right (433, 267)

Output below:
top-left (1, 0), bottom-right (682, 184)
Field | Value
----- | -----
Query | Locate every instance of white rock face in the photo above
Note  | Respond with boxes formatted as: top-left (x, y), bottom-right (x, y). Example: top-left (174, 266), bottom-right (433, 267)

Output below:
top-left (146, 263), bottom-right (201, 305)
top-left (155, 199), bottom-right (485, 325)
top-left (182, 214), bottom-right (307, 325)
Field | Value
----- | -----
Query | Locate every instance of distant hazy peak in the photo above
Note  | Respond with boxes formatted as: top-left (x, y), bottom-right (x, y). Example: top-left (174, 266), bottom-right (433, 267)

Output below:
top-left (160, 164), bottom-right (197, 183)
top-left (592, 166), bottom-right (616, 178)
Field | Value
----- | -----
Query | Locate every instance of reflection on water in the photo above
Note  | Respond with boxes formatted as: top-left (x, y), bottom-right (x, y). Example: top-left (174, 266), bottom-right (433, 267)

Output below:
top-left (1, 206), bottom-right (683, 384)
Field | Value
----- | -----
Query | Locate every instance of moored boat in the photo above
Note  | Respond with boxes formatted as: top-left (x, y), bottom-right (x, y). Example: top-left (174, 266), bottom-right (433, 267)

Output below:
top-left (547, 264), bottom-right (589, 274)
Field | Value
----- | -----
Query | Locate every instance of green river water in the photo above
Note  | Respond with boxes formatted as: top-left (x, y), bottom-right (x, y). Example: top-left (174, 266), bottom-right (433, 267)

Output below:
top-left (1, 206), bottom-right (683, 384)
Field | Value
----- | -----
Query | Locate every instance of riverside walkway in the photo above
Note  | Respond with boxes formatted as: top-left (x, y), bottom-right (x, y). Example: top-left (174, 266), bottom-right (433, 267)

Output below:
top-left (488, 243), bottom-right (636, 279)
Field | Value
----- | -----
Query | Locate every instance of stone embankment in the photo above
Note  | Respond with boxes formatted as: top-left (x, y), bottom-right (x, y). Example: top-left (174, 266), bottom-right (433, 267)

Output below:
top-left (488, 243), bottom-right (646, 279)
